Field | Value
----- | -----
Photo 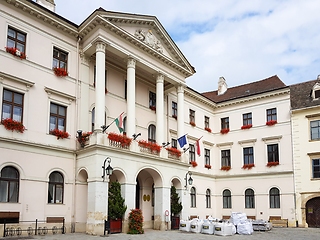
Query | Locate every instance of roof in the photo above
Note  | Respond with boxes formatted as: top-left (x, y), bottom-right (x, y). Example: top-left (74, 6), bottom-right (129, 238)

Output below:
top-left (201, 75), bottom-right (287, 103)
top-left (290, 79), bottom-right (320, 110)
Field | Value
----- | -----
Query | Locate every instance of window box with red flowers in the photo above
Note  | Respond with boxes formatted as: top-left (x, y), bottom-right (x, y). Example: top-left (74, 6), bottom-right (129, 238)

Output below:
top-left (221, 166), bottom-right (231, 171)
top-left (172, 115), bottom-right (177, 120)
top-left (242, 163), bottom-right (255, 169)
top-left (190, 161), bottom-right (197, 167)
top-left (266, 120), bottom-right (277, 126)
top-left (53, 67), bottom-right (68, 77)
top-left (108, 132), bottom-right (132, 149)
top-left (149, 106), bottom-right (156, 112)
top-left (50, 129), bottom-right (70, 139)
top-left (267, 161), bottom-right (279, 167)
top-left (138, 140), bottom-right (161, 154)
top-left (5, 47), bottom-right (26, 60)
top-left (1, 119), bottom-right (25, 133)
top-left (205, 127), bottom-right (212, 133)
top-left (241, 124), bottom-right (252, 130)
top-left (166, 147), bottom-right (182, 158)
top-left (190, 121), bottom-right (196, 127)
top-left (220, 128), bottom-right (229, 134)
top-left (78, 131), bottom-right (92, 147)
top-left (205, 164), bottom-right (211, 169)
top-left (93, 82), bottom-right (108, 93)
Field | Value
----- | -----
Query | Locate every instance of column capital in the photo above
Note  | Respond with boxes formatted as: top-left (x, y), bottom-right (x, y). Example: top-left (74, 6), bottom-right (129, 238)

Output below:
top-left (79, 51), bottom-right (90, 66)
top-left (176, 84), bottom-right (185, 93)
top-left (94, 40), bottom-right (107, 53)
top-left (156, 73), bottom-right (164, 83)
top-left (127, 57), bottom-right (136, 68)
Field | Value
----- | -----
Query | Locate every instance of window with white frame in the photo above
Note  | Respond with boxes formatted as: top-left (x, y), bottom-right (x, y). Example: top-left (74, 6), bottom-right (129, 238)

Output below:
top-left (310, 120), bottom-right (320, 140)
top-left (49, 103), bottom-right (66, 132)
top-left (269, 187), bottom-right (280, 208)
top-left (223, 189), bottom-right (231, 208)
top-left (205, 149), bottom-right (210, 165)
top-left (245, 188), bottom-right (255, 208)
top-left (312, 159), bottom-right (320, 179)
top-left (243, 147), bottom-right (254, 165)
top-left (48, 171), bottom-right (64, 204)
top-left (7, 27), bottom-right (26, 53)
top-left (148, 124), bottom-right (156, 143)
top-left (206, 189), bottom-right (211, 208)
top-left (221, 149), bottom-right (231, 167)
top-left (0, 166), bottom-right (19, 203)
top-left (267, 144), bottom-right (279, 163)
top-left (189, 144), bottom-right (195, 163)
top-left (2, 89), bottom-right (24, 122)
top-left (190, 187), bottom-right (196, 207)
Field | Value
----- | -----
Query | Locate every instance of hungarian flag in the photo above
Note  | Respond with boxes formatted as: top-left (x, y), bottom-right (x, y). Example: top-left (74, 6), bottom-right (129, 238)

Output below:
top-left (115, 113), bottom-right (124, 133)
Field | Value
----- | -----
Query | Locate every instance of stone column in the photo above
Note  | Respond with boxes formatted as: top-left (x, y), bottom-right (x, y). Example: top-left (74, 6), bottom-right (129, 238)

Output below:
top-left (156, 74), bottom-right (164, 145)
top-left (154, 186), bottom-right (170, 230)
top-left (177, 85), bottom-right (184, 148)
top-left (79, 52), bottom-right (90, 131)
top-left (94, 41), bottom-right (106, 132)
top-left (86, 180), bottom-right (109, 235)
top-left (121, 183), bottom-right (136, 233)
top-left (126, 57), bottom-right (136, 138)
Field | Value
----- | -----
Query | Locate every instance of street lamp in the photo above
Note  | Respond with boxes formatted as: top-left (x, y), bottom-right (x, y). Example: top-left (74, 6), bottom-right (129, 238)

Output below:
top-left (102, 157), bottom-right (113, 181)
top-left (184, 171), bottom-right (193, 189)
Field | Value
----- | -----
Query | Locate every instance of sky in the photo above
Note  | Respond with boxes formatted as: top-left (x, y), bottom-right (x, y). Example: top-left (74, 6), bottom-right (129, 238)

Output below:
top-left (54, 0), bottom-right (320, 93)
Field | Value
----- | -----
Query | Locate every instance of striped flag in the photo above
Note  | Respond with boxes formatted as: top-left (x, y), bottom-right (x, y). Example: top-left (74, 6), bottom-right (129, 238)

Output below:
top-left (115, 113), bottom-right (124, 133)
top-left (196, 136), bottom-right (203, 156)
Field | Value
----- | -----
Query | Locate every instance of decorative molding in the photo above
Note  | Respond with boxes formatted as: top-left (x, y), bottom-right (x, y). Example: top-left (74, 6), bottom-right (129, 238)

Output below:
top-left (305, 113), bottom-right (320, 118)
top-left (307, 152), bottom-right (320, 156)
top-left (44, 87), bottom-right (76, 104)
top-left (0, 71), bottom-right (35, 90)
top-left (203, 140), bottom-right (214, 147)
top-left (187, 135), bottom-right (198, 142)
top-left (262, 135), bottom-right (282, 142)
top-left (94, 41), bottom-right (107, 53)
top-left (169, 129), bottom-right (177, 135)
top-left (238, 139), bottom-right (257, 145)
top-left (79, 51), bottom-right (90, 66)
top-left (184, 88), bottom-right (216, 108)
top-left (127, 57), bottom-right (136, 68)
top-left (134, 29), bottom-right (163, 53)
top-left (216, 142), bottom-right (233, 147)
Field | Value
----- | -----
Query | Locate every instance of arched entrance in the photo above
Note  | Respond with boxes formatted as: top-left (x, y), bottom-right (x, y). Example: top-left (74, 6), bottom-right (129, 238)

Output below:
top-left (75, 169), bottom-right (88, 232)
top-left (306, 197), bottom-right (320, 227)
top-left (135, 168), bottom-right (164, 230)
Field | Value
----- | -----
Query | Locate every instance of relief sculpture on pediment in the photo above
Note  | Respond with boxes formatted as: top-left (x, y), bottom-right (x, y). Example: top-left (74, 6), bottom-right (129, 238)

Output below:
top-left (135, 29), bottom-right (163, 53)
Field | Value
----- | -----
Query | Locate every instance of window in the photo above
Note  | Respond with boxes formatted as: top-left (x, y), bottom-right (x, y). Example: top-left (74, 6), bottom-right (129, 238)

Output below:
top-left (267, 108), bottom-right (277, 122)
top-left (0, 167), bottom-right (19, 203)
top-left (148, 124), bottom-right (156, 143)
top-left (151, 184), bottom-right (154, 207)
top-left (124, 80), bottom-right (127, 100)
top-left (50, 103), bottom-right (66, 132)
top-left (245, 189), bottom-right (255, 208)
top-left (221, 117), bottom-right (229, 130)
top-left (53, 47), bottom-right (68, 70)
top-left (310, 120), bottom-right (320, 140)
top-left (205, 149), bottom-right (210, 165)
top-left (269, 187), bottom-right (280, 208)
top-left (206, 189), bottom-right (211, 208)
top-left (223, 189), bottom-right (231, 208)
top-left (48, 171), bottom-right (64, 204)
top-left (189, 109), bottom-right (195, 123)
top-left (149, 91), bottom-right (156, 108)
top-left (312, 159), bottom-right (320, 179)
top-left (267, 144), bottom-right (279, 163)
top-left (172, 139), bottom-right (177, 149)
top-left (190, 187), bottom-right (196, 207)
top-left (189, 144), bottom-right (195, 163)
top-left (2, 89), bottom-right (24, 122)
top-left (123, 117), bottom-right (127, 135)
top-left (172, 102), bottom-right (177, 118)
top-left (243, 147), bottom-right (254, 165)
top-left (205, 116), bottom-right (210, 128)
top-left (91, 108), bottom-right (106, 132)
top-left (243, 113), bottom-right (252, 125)
top-left (7, 27), bottom-right (26, 53)
top-left (315, 90), bottom-right (320, 98)
top-left (221, 150), bottom-right (231, 167)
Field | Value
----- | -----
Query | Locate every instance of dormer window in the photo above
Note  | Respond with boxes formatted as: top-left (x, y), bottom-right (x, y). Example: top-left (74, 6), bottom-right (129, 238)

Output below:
top-left (312, 83), bottom-right (320, 100)
top-left (315, 90), bottom-right (320, 99)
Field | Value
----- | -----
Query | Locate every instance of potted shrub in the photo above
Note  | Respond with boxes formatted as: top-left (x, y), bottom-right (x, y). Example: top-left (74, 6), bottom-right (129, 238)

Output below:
top-left (171, 186), bottom-right (182, 216)
top-left (128, 209), bottom-right (144, 234)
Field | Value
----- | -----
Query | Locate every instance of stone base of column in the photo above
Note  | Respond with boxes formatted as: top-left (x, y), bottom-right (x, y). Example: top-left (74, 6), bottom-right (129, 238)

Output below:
top-left (86, 222), bottom-right (105, 235)
top-left (122, 219), bottom-right (129, 233)
top-left (154, 216), bottom-right (167, 230)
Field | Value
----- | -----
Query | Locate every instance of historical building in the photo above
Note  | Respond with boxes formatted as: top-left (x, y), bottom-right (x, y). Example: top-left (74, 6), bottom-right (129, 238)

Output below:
top-left (0, 0), bottom-right (300, 236)
top-left (290, 79), bottom-right (320, 227)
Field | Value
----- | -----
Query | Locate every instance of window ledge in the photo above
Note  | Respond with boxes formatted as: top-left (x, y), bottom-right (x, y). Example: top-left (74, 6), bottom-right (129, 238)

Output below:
top-left (47, 203), bottom-right (65, 205)
top-left (0, 202), bottom-right (21, 204)
top-left (311, 178), bottom-right (320, 181)
top-left (309, 139), bottom-right (320, 142)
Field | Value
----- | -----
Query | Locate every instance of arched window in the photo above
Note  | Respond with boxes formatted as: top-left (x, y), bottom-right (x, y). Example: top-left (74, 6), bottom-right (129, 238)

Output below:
top-left (91, 108), bottom-right (107, 132)
top-left (269, 187), bottom-right (280, 208)
top-left (206, 189), bottom-right (211, 208)
top-left (223, 189), bottom-right (231, 208)
top-left (245, 188), bottom-right (255, 208)
top-left (190, 187), bottom-right (196, 207)
top-left (148, 124), bottom-right (156, 143)
top-left (123, 117), bottom-right (127, 135)
top-left (48, 172), bottom-right (64, 204)
top-left (0, 166), bottom-right (19, 202)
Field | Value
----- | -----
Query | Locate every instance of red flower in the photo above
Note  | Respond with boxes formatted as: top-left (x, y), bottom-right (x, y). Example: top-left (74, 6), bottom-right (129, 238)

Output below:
top-left (77, 131), bottom-right (92, 145)
top-left (172, 115), bottom-right (177, 119)
top-left (205, 164), bottom-right (211, 169)
top-left (241, 124), bottom-right (252, 129)
top-left (190, 121), bottom-right (196, 127)
top-left (242, 163), bottom-right (255, 169)
top-left (166, 147), bottom-right (182, 157)
top-left (49, 129), bottom-right (70, 139)
top-left (221, 166), bottom-right (231, 171)
top-left (220, 128), bottom-right (229, 134)
top-left (267, 161), bottom-right (279, 167)
top-left (138, 140), bottom-right (161, 153)
top-left (190, 161), bottom-right (197, 167)
top-left (108, 132), bottom-right (132, 147)
top-left (205, 127), bottom-right (212, 132)
top-left (1, 118), bottom-right (25, 133)
top-left (5, 47), bottom-right (26, 59)
top-left (53, 67), bottom-right (68, 77)
top-left (266, 120), bottom-right (277, 126)
top-left (149, 106), bottom-right (156, 111)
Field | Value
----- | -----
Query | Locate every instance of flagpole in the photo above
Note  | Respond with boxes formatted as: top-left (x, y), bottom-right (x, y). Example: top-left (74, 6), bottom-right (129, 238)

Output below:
top-left (102, 112), bottom-right (124, 132)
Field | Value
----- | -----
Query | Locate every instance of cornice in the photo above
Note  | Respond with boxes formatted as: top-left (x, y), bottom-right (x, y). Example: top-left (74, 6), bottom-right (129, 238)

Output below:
top-left (44, 86), bottom-right (76, 104)
top-left (5, 0), bottom-right (78, 38)
top-left (0, 71), bottom-right (35, 89)
top-left (184, 88), bottom-right (216, 108)
top-left (216, 142), bottom-right (233, 147)
top-left (262, 135), bottom-right (282, 142)
top-left (216, 88), bottom-right (290, 108)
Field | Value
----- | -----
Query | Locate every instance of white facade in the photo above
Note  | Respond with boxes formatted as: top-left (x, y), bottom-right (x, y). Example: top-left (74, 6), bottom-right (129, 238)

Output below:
top-left (0, 0), bottom-right (298, 236)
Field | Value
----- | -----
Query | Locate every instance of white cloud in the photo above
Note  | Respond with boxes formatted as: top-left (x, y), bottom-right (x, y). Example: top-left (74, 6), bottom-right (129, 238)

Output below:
top-left (54, 0), bottom-right (320, 92)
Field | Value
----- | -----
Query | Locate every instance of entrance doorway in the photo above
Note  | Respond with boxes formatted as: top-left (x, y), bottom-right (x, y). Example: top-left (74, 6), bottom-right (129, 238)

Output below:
top-left (306, 197), bottom-right (320, 227)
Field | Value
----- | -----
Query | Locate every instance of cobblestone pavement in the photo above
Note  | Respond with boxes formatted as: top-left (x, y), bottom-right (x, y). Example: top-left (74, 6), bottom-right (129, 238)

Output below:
top-left (2, 228), bottom-right (320, 240)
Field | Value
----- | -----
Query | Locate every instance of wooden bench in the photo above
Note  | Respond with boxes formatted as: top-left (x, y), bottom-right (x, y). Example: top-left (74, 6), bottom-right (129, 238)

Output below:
top-left (269, 216), bottom-right (288, 227)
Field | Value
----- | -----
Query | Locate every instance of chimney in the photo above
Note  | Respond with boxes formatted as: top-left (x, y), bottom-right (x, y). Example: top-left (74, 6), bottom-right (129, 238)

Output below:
top-left (37, 0), bottom-right (55, 12)
top-left (218, 77), bottom-right (227, 95)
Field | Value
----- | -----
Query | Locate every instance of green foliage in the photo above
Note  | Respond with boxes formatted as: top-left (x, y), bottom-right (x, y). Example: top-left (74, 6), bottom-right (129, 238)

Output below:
top-left (108, 181), bottom-right (127, 220)
top-left (171, 186), bottom-right (183, 216)
top-left (127, 209), bottom-right (144, 234)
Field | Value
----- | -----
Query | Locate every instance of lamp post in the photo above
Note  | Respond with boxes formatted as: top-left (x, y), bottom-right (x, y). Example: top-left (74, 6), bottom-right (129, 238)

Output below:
top-left (184, 171), bottom-right (193, 190)
top-left (102, 157), bottom-right (113, 181)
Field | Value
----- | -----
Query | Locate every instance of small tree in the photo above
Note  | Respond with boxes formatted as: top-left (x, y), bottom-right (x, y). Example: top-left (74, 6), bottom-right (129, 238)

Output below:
top-left (108, 181), bottom-right (127, 220)
top-left (171, 186), bottom-right (183, 216)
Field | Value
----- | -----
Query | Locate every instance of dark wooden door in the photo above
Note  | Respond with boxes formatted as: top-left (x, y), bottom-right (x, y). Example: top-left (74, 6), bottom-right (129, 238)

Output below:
top-left (306, 197), bottom-right (320, 227)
